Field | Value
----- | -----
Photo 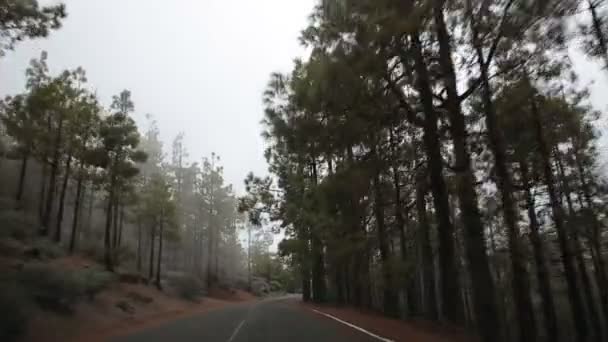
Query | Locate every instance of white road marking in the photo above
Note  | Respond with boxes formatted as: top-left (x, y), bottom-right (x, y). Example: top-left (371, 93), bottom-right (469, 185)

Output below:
top-left (311, 309), bottom-right (395, 342)
top-left (227, 320), bottom-right (246, 342)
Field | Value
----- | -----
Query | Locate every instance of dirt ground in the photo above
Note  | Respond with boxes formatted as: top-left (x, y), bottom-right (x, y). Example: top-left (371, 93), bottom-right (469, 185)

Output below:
top-left (18, 256), bottom-right (257, 342)
top-left (22, 284), bottom-right (256, 342)
top-left (302, 302), bottom-right (478, 342)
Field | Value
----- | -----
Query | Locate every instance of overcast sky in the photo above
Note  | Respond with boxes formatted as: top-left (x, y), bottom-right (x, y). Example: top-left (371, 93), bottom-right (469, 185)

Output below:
top-left (0, 0), bottom-right (316, 194)
top-left (1, 1), bottom-right (607, 195)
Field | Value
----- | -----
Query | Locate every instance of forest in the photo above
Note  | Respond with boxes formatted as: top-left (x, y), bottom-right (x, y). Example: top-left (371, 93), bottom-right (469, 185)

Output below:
top-left (0, 2), bottom-right (298, 341)
top-left (3, 0), bottom-right (608, 342)
top-left (238, 1), bottom-right (608, 342)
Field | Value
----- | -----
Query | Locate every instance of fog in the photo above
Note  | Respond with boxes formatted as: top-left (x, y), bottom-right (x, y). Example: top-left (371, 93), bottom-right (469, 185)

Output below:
top-left (0, 0), bottom-right (316, 193)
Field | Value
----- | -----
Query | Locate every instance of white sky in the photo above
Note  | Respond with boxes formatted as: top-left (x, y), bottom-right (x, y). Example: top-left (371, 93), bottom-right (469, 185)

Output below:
top-left (0, 0), bottom-right (316, 194)
top-left (0, 0), bottom-right (607, 195)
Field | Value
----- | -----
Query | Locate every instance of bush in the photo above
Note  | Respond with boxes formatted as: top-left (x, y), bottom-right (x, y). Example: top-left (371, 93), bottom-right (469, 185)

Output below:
top-left (18, 264), bottom-right (81, 314)
top-left (0, 210), bottom-right (38, 241)
top-left (15, 263), bottom-right (115, 315)
top-left (270, 280), bottom-right (283, 292)
top-left (170, 275), bottom-right (203, 301)
top-left (73, 268), bottom-right (115, 300)
top-left (0, 282), bottom-right (29, 342)
top-left (30, 239), bottom-right (65, 259)
top-left (251, 278), bottom-right (270, 296)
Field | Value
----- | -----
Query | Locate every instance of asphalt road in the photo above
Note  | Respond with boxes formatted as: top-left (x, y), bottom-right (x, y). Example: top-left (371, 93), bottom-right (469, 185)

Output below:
top-left (112, 297), bottom-right (382, 342)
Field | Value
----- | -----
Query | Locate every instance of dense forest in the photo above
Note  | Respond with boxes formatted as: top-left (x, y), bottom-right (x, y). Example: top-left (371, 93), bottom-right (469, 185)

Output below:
top-left (238, 1), bottom-right (608, 342)
top-left (0, 2), bottom-right (297, 332)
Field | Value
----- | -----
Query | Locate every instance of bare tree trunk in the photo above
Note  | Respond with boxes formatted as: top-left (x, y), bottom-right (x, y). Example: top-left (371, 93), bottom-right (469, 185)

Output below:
top-left (38, 117), bottom-right (51, 222)
top-left (86, 183), bottom-right (94, 236)
top-left (409, 31), bottom-right (463, 323)
top-left (42, 116), bottom-right (64, 235)
top-left (574, 151), bottom-right (608, 329)
top-left (54, 153), bottom-right (72, 243)
top-left (118, 204), bottom-right (125, 247)
top-left (529, 90), bottom-right (587, 342)
top-left (137, 215), bottom-right (142, 273)
top-left (69, 163), bottom-right (85, 254)
top-left (112, 194), bottom-right (120, 249)
top-left (588, 0), bottom-right (608, 69)
top-left (310, 157), bottom-right (326, 303)
top-left (372, 163), bottom-right (399, 317)
top-left (433, 6), bottom-right (499, 338)
top-left (38, 157), bottom-right (48, 221)
top-left (149, 222), bottom-right (156, 281)
top-left (468, 9), bottom-right (537, 340)
top-left (156, 211), bottom-right (164, 289)
top-left (416, 175), bottom-right (438, 320)
top-left (555, 149), bottom-right (603, 341)
top-left (16, 151), bottom-right (29, 203)
top-left (519, 159), bottom-right (559, 342)
top-left (104, 186), bottom-right (115, 272)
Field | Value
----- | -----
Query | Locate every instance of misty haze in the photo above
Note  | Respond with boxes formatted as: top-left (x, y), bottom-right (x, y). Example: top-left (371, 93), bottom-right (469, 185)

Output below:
top-left (1, 1), bottom-right (608, 342)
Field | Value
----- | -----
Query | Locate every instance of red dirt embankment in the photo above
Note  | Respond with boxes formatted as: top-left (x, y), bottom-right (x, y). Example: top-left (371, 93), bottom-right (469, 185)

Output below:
top-left (21, 256), bottom-right (257, 342)
top-left (302, 302), bottom-right (478, 342)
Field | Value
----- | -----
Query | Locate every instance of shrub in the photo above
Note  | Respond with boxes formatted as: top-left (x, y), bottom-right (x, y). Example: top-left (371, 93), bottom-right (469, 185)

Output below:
top-left (30, 239), bottom-right (65, 259)
top-left (0, 282), bottom-right (29, 342)
top-left (170, 275), bottom-right (203, 301)
top-left (0, 210), bottom-right (38, 241)
top-left (251, 278), bottom-right (270, 296)
top-left (18, 264), bottom-right (81, 314)
top-left (270, 280), bottom-right (283, 292)
top-left (73, 268), bottom-right (115, 300)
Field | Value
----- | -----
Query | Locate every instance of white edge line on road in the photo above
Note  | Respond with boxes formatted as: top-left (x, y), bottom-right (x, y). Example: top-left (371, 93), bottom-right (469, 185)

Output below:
top-left (227, 320), bottom-right (246, 342)
top-left (311, 309), bottom-right (395, 342)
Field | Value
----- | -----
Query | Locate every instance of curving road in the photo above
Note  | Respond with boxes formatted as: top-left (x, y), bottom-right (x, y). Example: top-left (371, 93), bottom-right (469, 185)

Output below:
top-left (112, 297), bottom-right (383, 342)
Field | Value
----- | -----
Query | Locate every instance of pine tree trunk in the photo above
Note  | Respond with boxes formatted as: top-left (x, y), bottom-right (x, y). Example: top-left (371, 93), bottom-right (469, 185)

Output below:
top-left (38, 116), bottom-right (52, 222)
top-left (69, 164), bottom-right (85, 254)
top-left (372, 166), bottom-right (399, 317)
top-left (137, 216), bottom-right (142, 273)
top-left (575, 152), bottom-right (608, 327)
top-left (588, 0), bottom-right (608, 69)
top-left (156, 211), bottom-right (164, 290)
top-left (86, 183), bottom-right (94, 236)
top-left (519, 158), bottom-right (559, 342)
top-left (149, 222), bottom-right (156, 281)
top-left (104, 185), bottom-right (115, 272)
top-left (42, 117), bottom-right (64, 235)
top-left (16, 151), bottom-right (29, 203)
top-left (416, 175), bottom-right (438, 320)
top-left (112, 195), bottom-right (120, 249)
top-left (529, 90), bottom-right (588, 342)
top-left (409, 31), bottom-right (463, 323)
top-left (310, 157), bottom-right (326, 303)
top-left (38, 155), bottom-right (48, 222)
top-left (118, 204), bottom-right (125, 247)
top-left (555, 149), bottom-right (603, 340)
top-left (472, 34), bottom-right (536, 340)
top-left (207, 184), bottom-right (215, 288)
top-left (54, 153), bottom-right (72, 243)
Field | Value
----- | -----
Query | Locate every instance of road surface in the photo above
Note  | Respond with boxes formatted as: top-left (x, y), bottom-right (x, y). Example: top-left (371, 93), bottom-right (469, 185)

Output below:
top-left (112, 297), bottom-right (384, 342)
